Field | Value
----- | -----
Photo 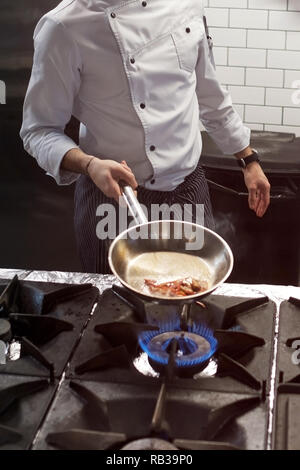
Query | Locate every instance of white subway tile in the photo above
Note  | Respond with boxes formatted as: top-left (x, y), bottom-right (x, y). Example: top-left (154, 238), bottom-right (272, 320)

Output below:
top-left (213, 47), bottom-right (228, 65)
top-left (269, 11), bottom-right (300, 31)
top-left (209, 0), bottom-right (247, 7)
top-left (283, 107), bottom-right (300, 126)
top-left (247, 30), bottom-right (285, 50)
top-left (287, 32), bottom-right (300, 51)
top-left (245, 105), bottom-right (282, 124)
top-left (266, 87), bottom-right (300, 107)
top-left (230, 9), bottom-right (268, 29)
top-left (229, 85), bottom-right (265, 104)
top-left (229, 48), bottom-right (266, 67)
top-left (265, 124), bottom-right (300, 136)
top-left (210, 27), bottom-right (246, 47)
top-left (246, 68), bottom-right (284, 87)
top-left (288, 0), bottom-right (300, 11)
top-left (244, 122), bottom-right (264, 130)
top-left (205, 8), bottom-right (229, 27)
top-left (216, 66), bottom-right (245, 85)
top-left (268, 50), bottom-right (300, 70)
top-left (201, 1), bottom-right (300, 135)
top-left (285, 70), bottom-right (300, 88)
top-left (249, 0), bottom-right (287, 9)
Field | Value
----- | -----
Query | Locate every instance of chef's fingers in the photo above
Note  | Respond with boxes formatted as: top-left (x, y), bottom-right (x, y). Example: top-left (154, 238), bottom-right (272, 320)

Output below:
top-left (256, 184), bottom-right (271, 218)
top-left (256, 198), bottom-right (265, 218)
top-left (120, 163), bottom-right (132, 173)
top-left (121, 160), bottom-right (134, 173)
top-left (248, 187), bottom-right (259, 212)
top-left (114, 165), bottom-right (138, 193)
top-left (102, 175), bottom-right (122, 201)
top-left (254, 193), bottom-right (261, 213)
top-left (120, 162), bottom-right (137, 196)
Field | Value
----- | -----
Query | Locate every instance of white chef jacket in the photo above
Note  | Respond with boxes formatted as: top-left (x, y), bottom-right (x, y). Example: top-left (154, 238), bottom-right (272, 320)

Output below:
top-left (20, 0), bottom-right (250, 191)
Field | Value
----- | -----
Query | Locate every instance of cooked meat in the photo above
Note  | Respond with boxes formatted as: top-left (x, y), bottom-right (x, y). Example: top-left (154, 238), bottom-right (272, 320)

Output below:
top-left (144, 277), bottom-right (208, 297)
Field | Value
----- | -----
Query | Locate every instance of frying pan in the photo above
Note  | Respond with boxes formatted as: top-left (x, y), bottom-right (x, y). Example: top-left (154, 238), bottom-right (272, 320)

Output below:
top-left (108, 183), bottom-right (233, 305)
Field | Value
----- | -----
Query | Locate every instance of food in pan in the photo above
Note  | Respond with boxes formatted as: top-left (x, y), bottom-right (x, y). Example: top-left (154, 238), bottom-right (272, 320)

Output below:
top-left (144, 277), bottom-right (208, 297)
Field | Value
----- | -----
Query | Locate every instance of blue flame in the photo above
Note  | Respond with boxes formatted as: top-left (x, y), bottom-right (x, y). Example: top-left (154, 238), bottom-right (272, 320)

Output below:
top-left (138, 318), bottom-right (217, 368)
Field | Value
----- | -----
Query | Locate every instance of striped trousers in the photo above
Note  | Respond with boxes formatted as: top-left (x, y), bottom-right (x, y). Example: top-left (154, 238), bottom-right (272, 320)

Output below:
top-left (74, 161), bottom-right (215, 274)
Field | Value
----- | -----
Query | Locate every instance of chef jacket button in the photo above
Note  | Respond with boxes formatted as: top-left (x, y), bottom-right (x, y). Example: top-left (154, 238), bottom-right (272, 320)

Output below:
top-left (150, 145), bottom-right (156, 151)
top-left (142, 1), bottom-right (147, 6)
top-left (130, 58), bottom-right (135, 64)
top-left (150, 179), bottom-right (155, 185)
top-left (186, 27), bottom-right (191, 33)
top-left (111, 12), bottom-right (116, 18)
top-left (140, 103), bottom-right (146, 109)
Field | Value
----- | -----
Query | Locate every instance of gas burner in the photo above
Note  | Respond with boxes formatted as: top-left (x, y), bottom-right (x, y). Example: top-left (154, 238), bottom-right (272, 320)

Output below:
top-left (133, 351), bottom-right (218, 379)
top-left (121, 438), bottom-right (178, 450)
top-left (148, 331), bottom-right (211, 364)
top-left (138, 320), bottom-right (217, 378)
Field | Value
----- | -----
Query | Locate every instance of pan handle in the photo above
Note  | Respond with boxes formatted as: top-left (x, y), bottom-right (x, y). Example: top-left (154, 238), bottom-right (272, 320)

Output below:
top-left (119, 180), bottom-right (148, 225)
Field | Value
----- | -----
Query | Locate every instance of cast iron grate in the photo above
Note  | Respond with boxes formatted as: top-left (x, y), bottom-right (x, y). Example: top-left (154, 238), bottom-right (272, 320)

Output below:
top-left (273, 296), bottom-right (300, 450)
top-left (0, 276), bottom-right (98, 379)
top-left (45, 381), bottom-right (261, 450)
top-left (0, 378), bottom-right (50, 447)
top-left (74, 285), bottom-right (267, 390)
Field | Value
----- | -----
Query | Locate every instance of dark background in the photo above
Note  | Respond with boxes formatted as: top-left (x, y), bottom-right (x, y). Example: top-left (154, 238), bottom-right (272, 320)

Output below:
top-left (0, 0), bottom-right (81, 272)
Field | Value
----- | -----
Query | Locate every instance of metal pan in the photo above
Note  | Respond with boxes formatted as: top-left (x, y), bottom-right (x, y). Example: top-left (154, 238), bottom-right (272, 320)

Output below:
top-left (108, 183), bottom-right (233, 305)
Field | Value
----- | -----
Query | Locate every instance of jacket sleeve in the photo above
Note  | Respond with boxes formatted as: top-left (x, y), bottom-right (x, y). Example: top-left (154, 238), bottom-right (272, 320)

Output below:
top-left (195, 23), bottom-right (250, 155)
top-left (20, 16), bottom-right (81, 185)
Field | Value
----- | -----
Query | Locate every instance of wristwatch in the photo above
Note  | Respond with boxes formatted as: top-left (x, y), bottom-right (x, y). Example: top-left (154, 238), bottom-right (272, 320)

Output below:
top-left (237, 149), bottom-right (260, 169)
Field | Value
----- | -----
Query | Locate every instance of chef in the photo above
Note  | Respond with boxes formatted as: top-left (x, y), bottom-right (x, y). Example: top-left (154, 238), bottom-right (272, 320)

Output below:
top-left (20, 0), bottom-right (270, 274)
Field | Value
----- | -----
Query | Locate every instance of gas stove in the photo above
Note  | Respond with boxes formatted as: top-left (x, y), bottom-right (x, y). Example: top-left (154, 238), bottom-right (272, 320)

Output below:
top-left (0, 275), bottom-right (98, 449)
top-left (0, 274), bottom-right (299, 450)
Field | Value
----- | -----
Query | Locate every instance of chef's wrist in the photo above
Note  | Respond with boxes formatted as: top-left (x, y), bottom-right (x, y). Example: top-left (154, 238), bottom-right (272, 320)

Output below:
top-left (242, 160), bottom-right (261, 173)
top-left (234, 146), bottom-right (253, 159)
top-left (85, 156), bottom-right (96, 176)
top-left (61, 148), bottom-right (98, 177)
top-left (234, 146), bottom-right (261, 172)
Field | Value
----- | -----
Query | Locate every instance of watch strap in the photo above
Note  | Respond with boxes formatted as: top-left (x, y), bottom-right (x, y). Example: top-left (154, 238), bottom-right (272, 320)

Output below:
top-left (237, 152), bottom-right (260, 169)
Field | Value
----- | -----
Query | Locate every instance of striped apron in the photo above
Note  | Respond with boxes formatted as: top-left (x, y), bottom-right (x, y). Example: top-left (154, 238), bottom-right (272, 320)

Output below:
top-left (74, 161), bottom-right (215, 274)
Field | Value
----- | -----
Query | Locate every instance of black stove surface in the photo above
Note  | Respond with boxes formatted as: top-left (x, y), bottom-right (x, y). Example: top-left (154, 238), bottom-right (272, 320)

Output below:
top-left (273, 297), bottom-right (300, 450)
top-left (0, 278), bottom-right (98, 378)
top-left (33, 379), bottom-right (266, 451)
top-left (1, 278), bottom-right (296, 451)
top-left (0, 276), bottom-right (98, 450)
top-left (0, 374), bottom-right (56, 450)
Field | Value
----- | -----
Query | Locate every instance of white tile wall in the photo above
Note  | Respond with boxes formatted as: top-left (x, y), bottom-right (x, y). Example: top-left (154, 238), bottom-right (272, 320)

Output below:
top-left (204, 0), bottom-right (300, 136)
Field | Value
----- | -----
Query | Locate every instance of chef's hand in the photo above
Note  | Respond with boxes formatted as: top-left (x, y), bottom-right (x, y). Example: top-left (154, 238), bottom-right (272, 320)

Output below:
top-left (87, 158), bottom-right (138, 202)
top-left (243, 162), bottom-right (271, 218)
